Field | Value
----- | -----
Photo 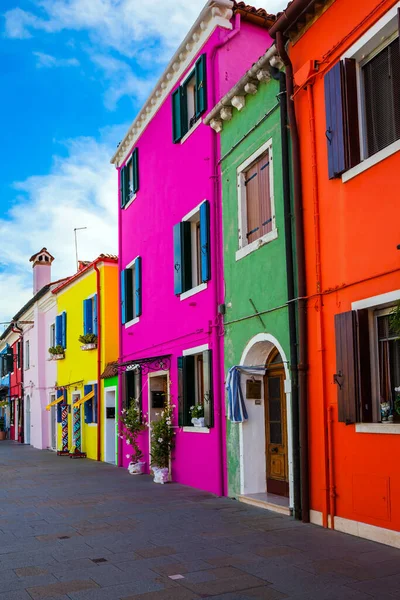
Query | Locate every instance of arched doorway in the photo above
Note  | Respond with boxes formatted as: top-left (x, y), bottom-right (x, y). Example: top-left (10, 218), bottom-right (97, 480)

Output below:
top-left (239, 334), bottom-right (293, 511)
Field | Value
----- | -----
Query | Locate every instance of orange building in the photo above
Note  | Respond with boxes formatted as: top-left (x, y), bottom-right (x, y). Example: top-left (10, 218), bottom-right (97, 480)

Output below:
top-left (271, 0), bottom-right (400, 546)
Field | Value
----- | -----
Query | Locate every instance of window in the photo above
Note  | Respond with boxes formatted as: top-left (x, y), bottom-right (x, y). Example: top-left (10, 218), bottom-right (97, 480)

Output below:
top-left (120, 147), bottom-right (139, 209)
top-left (325, 6), bottom-right (400, 179)
top-left (55, 312), bottom-right (67, 350)
top-left (121, 257), bottom-right (142, 325)
top-left (50, 324), bottom-right (55, 349)
top-left (83, 296), bottom-right (98, 337)
top-left (123, 367), bottom-right (142, 413)
top-left (178, 348), bottom-right (213, 428)
top-left (0, 353), bottom-right (7, 378)
top-left (172, 54), bottom-right (207, 143)
top-left (174, 201), bottom-right (210, 296)
top-left (25, 340), bottom-right (30, 370)
top-left (83, 384), bottom-right (98, 424)
top-left (237, 141), bottom-right (276, 260)
top-left (17, 342), bottom-right (21, 370)
top-left (334, 300), bottom-right (400, 425)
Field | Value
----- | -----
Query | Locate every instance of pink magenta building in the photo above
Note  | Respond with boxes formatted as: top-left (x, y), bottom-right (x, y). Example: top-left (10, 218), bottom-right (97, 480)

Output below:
top-left (111, 1), bottom-right (273, 495)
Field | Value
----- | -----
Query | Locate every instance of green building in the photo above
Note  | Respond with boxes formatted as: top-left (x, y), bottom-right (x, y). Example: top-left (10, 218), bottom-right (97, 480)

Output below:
top-left (206, 46), bottom-right (299, 517)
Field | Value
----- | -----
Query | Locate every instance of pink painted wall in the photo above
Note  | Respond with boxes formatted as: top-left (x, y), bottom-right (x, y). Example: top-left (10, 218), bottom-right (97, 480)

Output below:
top-left (118, 19), bottom-right (272, 495)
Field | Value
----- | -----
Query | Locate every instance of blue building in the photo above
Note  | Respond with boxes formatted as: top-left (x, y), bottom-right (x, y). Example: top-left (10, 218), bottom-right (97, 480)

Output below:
top-left (0, 345), bottom-right (11, 435)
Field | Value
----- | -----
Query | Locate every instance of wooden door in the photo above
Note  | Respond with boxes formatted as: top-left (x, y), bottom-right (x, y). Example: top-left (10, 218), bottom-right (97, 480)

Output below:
top-left (265, 365), bottom-right (289, 497)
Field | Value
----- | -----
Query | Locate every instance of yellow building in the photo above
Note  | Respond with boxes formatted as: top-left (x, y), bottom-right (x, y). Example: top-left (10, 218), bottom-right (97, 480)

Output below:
top-left (51, 255), bottom-right (118, 461)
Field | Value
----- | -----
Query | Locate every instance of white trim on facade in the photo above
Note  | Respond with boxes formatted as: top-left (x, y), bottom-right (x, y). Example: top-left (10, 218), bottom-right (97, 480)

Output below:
top-left (352, 289), bottom-right (400, 311)
top-left (180, 283), bottom-right (208, 301)
top-left (123, 193), bottom-right (137, 211)
top-left (125, 317), bottom-right (140, 329)
top-left (181, 117), bottom-right (203, 144)
top-left (236, 139), bottom-right (277, 261)
top-left (183, 426), bottom-right (210, 434)
top-left (183, 344), bottom-right (209, 356)
top-left (355, 423), bottom-right (400, 434)
top-left (111, 1), bottom-right (234, 167)
top-left (342, 139), bottom-right (400, 183)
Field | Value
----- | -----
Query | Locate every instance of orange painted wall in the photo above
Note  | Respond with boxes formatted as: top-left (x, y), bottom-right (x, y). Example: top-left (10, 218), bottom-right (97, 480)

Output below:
top-left (289, 0), bottom-right (400, 531)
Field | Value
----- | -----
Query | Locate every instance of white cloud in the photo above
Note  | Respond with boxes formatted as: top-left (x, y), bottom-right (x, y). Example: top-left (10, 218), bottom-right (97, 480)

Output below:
top-left (0, 132), bottom-right (121, 323)
top-left (33, 51), bottom-right (80, 68)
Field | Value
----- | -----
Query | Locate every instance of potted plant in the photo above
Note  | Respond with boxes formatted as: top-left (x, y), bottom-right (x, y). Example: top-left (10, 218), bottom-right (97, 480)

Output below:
top-left (0, 417), bottom-right (6, 441)
top-left (190, 404), bottom-right (205, 427)
top-left (48, 345), bottom-right (65, 360)
top-left (119, 402), bottom-right (146, 474)
top-left (150, 403), bottom-right (175, 484)
top-left (390, 302), bottom-right (400, 337)
top-left (79, 333), bottom-right (98, 351)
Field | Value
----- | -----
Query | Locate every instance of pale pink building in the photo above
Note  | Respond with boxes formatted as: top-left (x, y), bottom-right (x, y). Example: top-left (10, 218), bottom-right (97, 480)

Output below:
top-left (112, 1), bottom-right (273, 494)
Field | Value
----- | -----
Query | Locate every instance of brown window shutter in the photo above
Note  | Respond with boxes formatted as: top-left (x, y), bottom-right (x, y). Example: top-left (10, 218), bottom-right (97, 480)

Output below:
top-left (334, 310), bottom-right (372, 424)
top-left (259, 152), bottom-right (272, 237)
top-left (245, 162), bottom-right (260, 244)
top-left (342, 58), bottom-right (360, 170)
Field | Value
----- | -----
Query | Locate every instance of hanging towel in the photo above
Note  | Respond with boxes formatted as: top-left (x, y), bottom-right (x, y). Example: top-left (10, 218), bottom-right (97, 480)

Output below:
top-left (226, 366), bottom-right (265, 423)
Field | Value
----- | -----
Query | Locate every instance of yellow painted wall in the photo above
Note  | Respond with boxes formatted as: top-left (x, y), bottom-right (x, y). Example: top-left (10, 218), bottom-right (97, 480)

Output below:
top-left (54, 261), bottom-right (119, 461)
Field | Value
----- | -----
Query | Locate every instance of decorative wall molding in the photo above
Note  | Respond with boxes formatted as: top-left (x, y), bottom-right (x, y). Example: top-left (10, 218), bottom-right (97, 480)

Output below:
top-left (110, 0), bottom-right (235, 167)
top-left (204, 44), bottom-right (282, 133)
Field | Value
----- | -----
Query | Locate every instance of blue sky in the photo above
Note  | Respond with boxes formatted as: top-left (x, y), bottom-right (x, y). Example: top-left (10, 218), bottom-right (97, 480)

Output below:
top-left (0, 0), bottom-right (285, 324)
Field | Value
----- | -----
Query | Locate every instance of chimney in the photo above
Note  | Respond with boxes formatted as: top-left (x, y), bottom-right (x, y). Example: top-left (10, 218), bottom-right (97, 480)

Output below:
top-left (29, 248), bottom-right (54, 295)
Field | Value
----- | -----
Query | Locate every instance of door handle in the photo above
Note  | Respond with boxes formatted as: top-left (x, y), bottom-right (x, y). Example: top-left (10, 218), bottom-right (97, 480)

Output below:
top-left (271, 447), bottom-right (278, 453)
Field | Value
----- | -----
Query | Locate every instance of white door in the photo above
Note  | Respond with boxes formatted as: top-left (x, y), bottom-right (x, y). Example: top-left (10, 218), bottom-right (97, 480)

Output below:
top-left (50, 398), bottom-right (57, 450)
top-left (25, 395), bottom-right (31, 445)
top-left (104, 389), bottom-right (116, 464)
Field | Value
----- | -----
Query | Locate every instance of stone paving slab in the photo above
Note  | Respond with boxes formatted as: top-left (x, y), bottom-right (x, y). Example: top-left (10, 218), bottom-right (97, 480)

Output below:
top-left (1, 442), bottom-right (400, 600)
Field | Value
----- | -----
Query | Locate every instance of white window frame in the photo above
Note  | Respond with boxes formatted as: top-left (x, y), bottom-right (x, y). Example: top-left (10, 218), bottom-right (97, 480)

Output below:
top-left (352, 289), bottom-right (400, 434)
top-left (180, 202), bottom-right (208, 300)
top-left (124, 256), bottom-right (140, 329)
top-left (236, 139), bottom-right (277, 262)
top-left (182, 343), bottom-right (209, 431)
top-left (342, 3), bottom-right (400, 182)
top-left (50, 323), bottom-right (56, 348)
top-left (25, 340), bottom-right (30, 371)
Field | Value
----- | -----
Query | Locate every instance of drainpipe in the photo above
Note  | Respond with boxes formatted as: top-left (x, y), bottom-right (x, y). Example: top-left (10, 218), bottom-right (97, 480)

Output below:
top-left (271, 67), bottom-right (301, 521)
top-left (210, 13), bottom-right (241, 497)
top-left (94, 262), bottom-right (102, 462)
top-left (276, 31), bottom-right (310, 523)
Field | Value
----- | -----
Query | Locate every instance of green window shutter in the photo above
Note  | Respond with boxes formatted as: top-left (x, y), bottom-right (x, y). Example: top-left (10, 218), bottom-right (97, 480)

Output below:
top-left (183, 355), bottom-right (195, 426)
top-left (195, 54), bottom-right (207, 118)
top-left (172, 88), bottom-right (183, 143)
top-left (132, 148), bottom-right (139, 194)
top-left (203, 349), bottom-right (213, 428)
top-left (120, 167), bottom-right (126, 208)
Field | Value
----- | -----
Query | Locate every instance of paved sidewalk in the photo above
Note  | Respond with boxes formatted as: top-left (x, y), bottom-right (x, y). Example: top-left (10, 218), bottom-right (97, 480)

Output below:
top-left (0, 443), bottom-right (399, 600)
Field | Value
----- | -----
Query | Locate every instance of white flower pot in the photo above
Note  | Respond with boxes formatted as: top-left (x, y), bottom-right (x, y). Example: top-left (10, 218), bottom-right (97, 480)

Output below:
top-left (52, 354), bottom-right (65, 361)
top-left (191, 417), bottom-right (205, 428)
top-left (128, 461), bottom-right (146, 475)
top-left (152, 466), bottom-right (169, 484)
top-left (81, 343), bottom-right (97, 351)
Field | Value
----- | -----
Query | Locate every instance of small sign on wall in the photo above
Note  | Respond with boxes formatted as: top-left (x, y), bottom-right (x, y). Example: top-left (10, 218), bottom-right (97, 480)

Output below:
top-left (246, 379), bottom-right (262, 400)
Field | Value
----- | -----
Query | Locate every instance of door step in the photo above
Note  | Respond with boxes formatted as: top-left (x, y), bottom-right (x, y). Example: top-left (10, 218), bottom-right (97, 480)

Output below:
top-left (238, 494), bottom-right (291, 516)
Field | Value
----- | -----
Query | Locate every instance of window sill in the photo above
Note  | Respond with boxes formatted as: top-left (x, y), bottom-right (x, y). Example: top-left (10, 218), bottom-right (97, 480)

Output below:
top-left (180, 283), bottom-right (207, 301)
top-left (182, 426), bottom-right (210, 434)
top-left (86, 423), bottom-right (98, 428)
top-left (236, 229), bottom-right (278, 262)
top-left (125, 317), bottom-right (140, 329)
top-left (342, 139), bottom-right (400, 183)
top-left (355, 423), bottom-right (400, 435)
top-left (123, 193), bottom-right (137, 210)
top-left (180, 118), bottom-right (202, 144)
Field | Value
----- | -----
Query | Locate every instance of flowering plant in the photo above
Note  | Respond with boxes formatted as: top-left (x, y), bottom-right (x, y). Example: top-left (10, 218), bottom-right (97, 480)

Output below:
top-left (390, 302), bottom-right (400, 337)
top-left (150, 403), bottom-right (175, 469)
top-left (119, 402), bottom-right (146, 464)
top-left (190, 404), bottom-right (204, 419)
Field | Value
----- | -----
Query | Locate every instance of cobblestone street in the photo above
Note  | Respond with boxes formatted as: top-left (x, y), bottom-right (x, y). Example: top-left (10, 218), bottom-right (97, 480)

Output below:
top-left (0, 442), bottom-right (400, 600)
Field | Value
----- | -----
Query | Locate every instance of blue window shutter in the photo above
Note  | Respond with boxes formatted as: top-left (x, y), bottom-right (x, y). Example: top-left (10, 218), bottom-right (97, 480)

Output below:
top-left (84, 384), bottom-right (93, 424)
top-left (61, 312), bottom-right (67, 349)
top-left (83, 299), bottom-right (93, 335)
top-left (172, 88), bottom-right (183, 143)
top-left (120, 167), bottom-right (126, 208)
top-left (324, 62), bottom-right (346, 179)
top-left (132, 148), bottom-right (139, 194)
top-left (93, 383), bottom-right (98, 424)
top-left (93, 294), bottom-right (98, 336)
top-left (195, 54), bottom-right (207, 118)
top-left (200, 200), bottom-right (211, 283)
top-left (173, 223), bottom-right (183, 295)
top-left (121, 270), bottom-right (127, 325)
top-left (135, 257), bottom-right (142, 317)
top-left (55, 315), bottom-right (63, 347)
top-left (203, 349), bottom-right (213, 428)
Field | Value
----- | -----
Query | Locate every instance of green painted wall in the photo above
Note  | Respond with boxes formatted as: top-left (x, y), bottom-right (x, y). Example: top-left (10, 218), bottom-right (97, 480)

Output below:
top-left (104, 375), bottom-right (118, 465)
top-left (220, 76), bottom-right (292, 497)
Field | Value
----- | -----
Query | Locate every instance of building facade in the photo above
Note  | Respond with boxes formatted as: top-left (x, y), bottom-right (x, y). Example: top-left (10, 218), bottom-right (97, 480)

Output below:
top-left (271, 0), bottom-right (400, 544)
top-left (0, 346), bottom-right (11, 435)
top-left (111, 0), bottom-right (274, 495)
top-left (52, 256), bottom-right (118, 461)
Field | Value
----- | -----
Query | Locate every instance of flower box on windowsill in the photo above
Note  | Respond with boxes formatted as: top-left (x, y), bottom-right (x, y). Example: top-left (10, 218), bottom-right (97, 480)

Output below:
top-left (81, 343), bottom-right (97, 351)
top-left (51, 354), bottom-right (65, 361)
